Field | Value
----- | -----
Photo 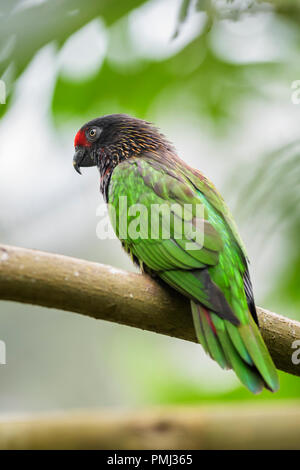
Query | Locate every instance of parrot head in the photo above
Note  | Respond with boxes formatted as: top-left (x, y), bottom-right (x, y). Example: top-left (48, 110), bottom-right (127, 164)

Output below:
top-left (73, 114), bottom-right (172, 175)
top-left (73, 115), bottom-right (110, 175)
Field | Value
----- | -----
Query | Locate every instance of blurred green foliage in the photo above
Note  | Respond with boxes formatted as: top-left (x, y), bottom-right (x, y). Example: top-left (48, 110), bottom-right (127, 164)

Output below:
top-left (235, 140), bottom-right (300, 316)
top-left (52, 33), bottom-right (279, 129)
top-left (1, 0), bottom-right (300, 406)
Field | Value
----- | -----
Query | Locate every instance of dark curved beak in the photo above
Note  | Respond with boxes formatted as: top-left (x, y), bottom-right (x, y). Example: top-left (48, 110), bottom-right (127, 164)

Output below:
top-left (73, 146), bottom-right (96, 175)
top-left (73, 147), bottom-right (85, 175)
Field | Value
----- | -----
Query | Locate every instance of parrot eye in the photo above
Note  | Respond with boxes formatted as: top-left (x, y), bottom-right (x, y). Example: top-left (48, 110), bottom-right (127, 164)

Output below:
top-left (86, 127), bottom-right (101, 142)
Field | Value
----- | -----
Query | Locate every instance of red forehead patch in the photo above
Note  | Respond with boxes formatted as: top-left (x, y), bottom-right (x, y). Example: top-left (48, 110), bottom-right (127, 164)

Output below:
top-left (74, 128), bottom-right (91, 147)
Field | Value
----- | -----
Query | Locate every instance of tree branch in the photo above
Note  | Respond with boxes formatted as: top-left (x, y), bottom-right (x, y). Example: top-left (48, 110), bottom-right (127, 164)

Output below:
top-left (1, 404), bottom-right (300, 449)
top-left (0, 244), bottom-right (299, 377)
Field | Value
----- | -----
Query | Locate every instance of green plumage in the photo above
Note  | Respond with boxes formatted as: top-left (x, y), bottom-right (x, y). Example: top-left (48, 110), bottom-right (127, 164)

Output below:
top-left (108, 153), bottom-right (279, 393)
top-left (74, 114), bottom-right (279, 393)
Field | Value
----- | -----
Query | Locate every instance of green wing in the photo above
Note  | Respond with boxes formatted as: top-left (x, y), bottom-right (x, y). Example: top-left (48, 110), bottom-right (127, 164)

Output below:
top-left (184, 164), bottom-right (249, 261)
top-left (108, 156), bottom-right (279, 393)
top-left (109, 157), bottom-right (237, 320)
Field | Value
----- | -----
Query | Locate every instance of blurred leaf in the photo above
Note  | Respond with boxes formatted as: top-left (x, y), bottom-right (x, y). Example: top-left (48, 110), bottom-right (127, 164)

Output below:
top-left (0, 0), bottom-right (148, 90)
top-left (230, 140), bottom-right (300, 315)
top-left (237, 141), bottom-right (300, 226)
top-left (196, 0), bottom-right (210, 11)
top-left (173, 0), bottom-right (192, 39)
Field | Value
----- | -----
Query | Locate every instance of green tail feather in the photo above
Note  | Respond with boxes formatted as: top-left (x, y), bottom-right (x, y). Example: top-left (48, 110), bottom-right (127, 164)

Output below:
top-left (191, 301), bottom-right (209, 355)
top-left (239, 313), bottom-right (279, 392)
top-left (225, 320), bottom-right (253, 366)
top-left (214, 319), bottom-right (265, 394)
top-left (191, 301), bottom-right (279, 393)
top-left (191, 302), bottom-right (229, 369)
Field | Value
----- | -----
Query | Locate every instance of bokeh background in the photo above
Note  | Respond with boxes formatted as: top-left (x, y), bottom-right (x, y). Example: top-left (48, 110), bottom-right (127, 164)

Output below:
top-left (0, 0), bottom-right (300, 414)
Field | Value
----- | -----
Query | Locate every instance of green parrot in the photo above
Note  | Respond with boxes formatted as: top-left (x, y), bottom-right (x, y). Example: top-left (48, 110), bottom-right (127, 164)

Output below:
top-left (73, 114), bottom-right (279, 393)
